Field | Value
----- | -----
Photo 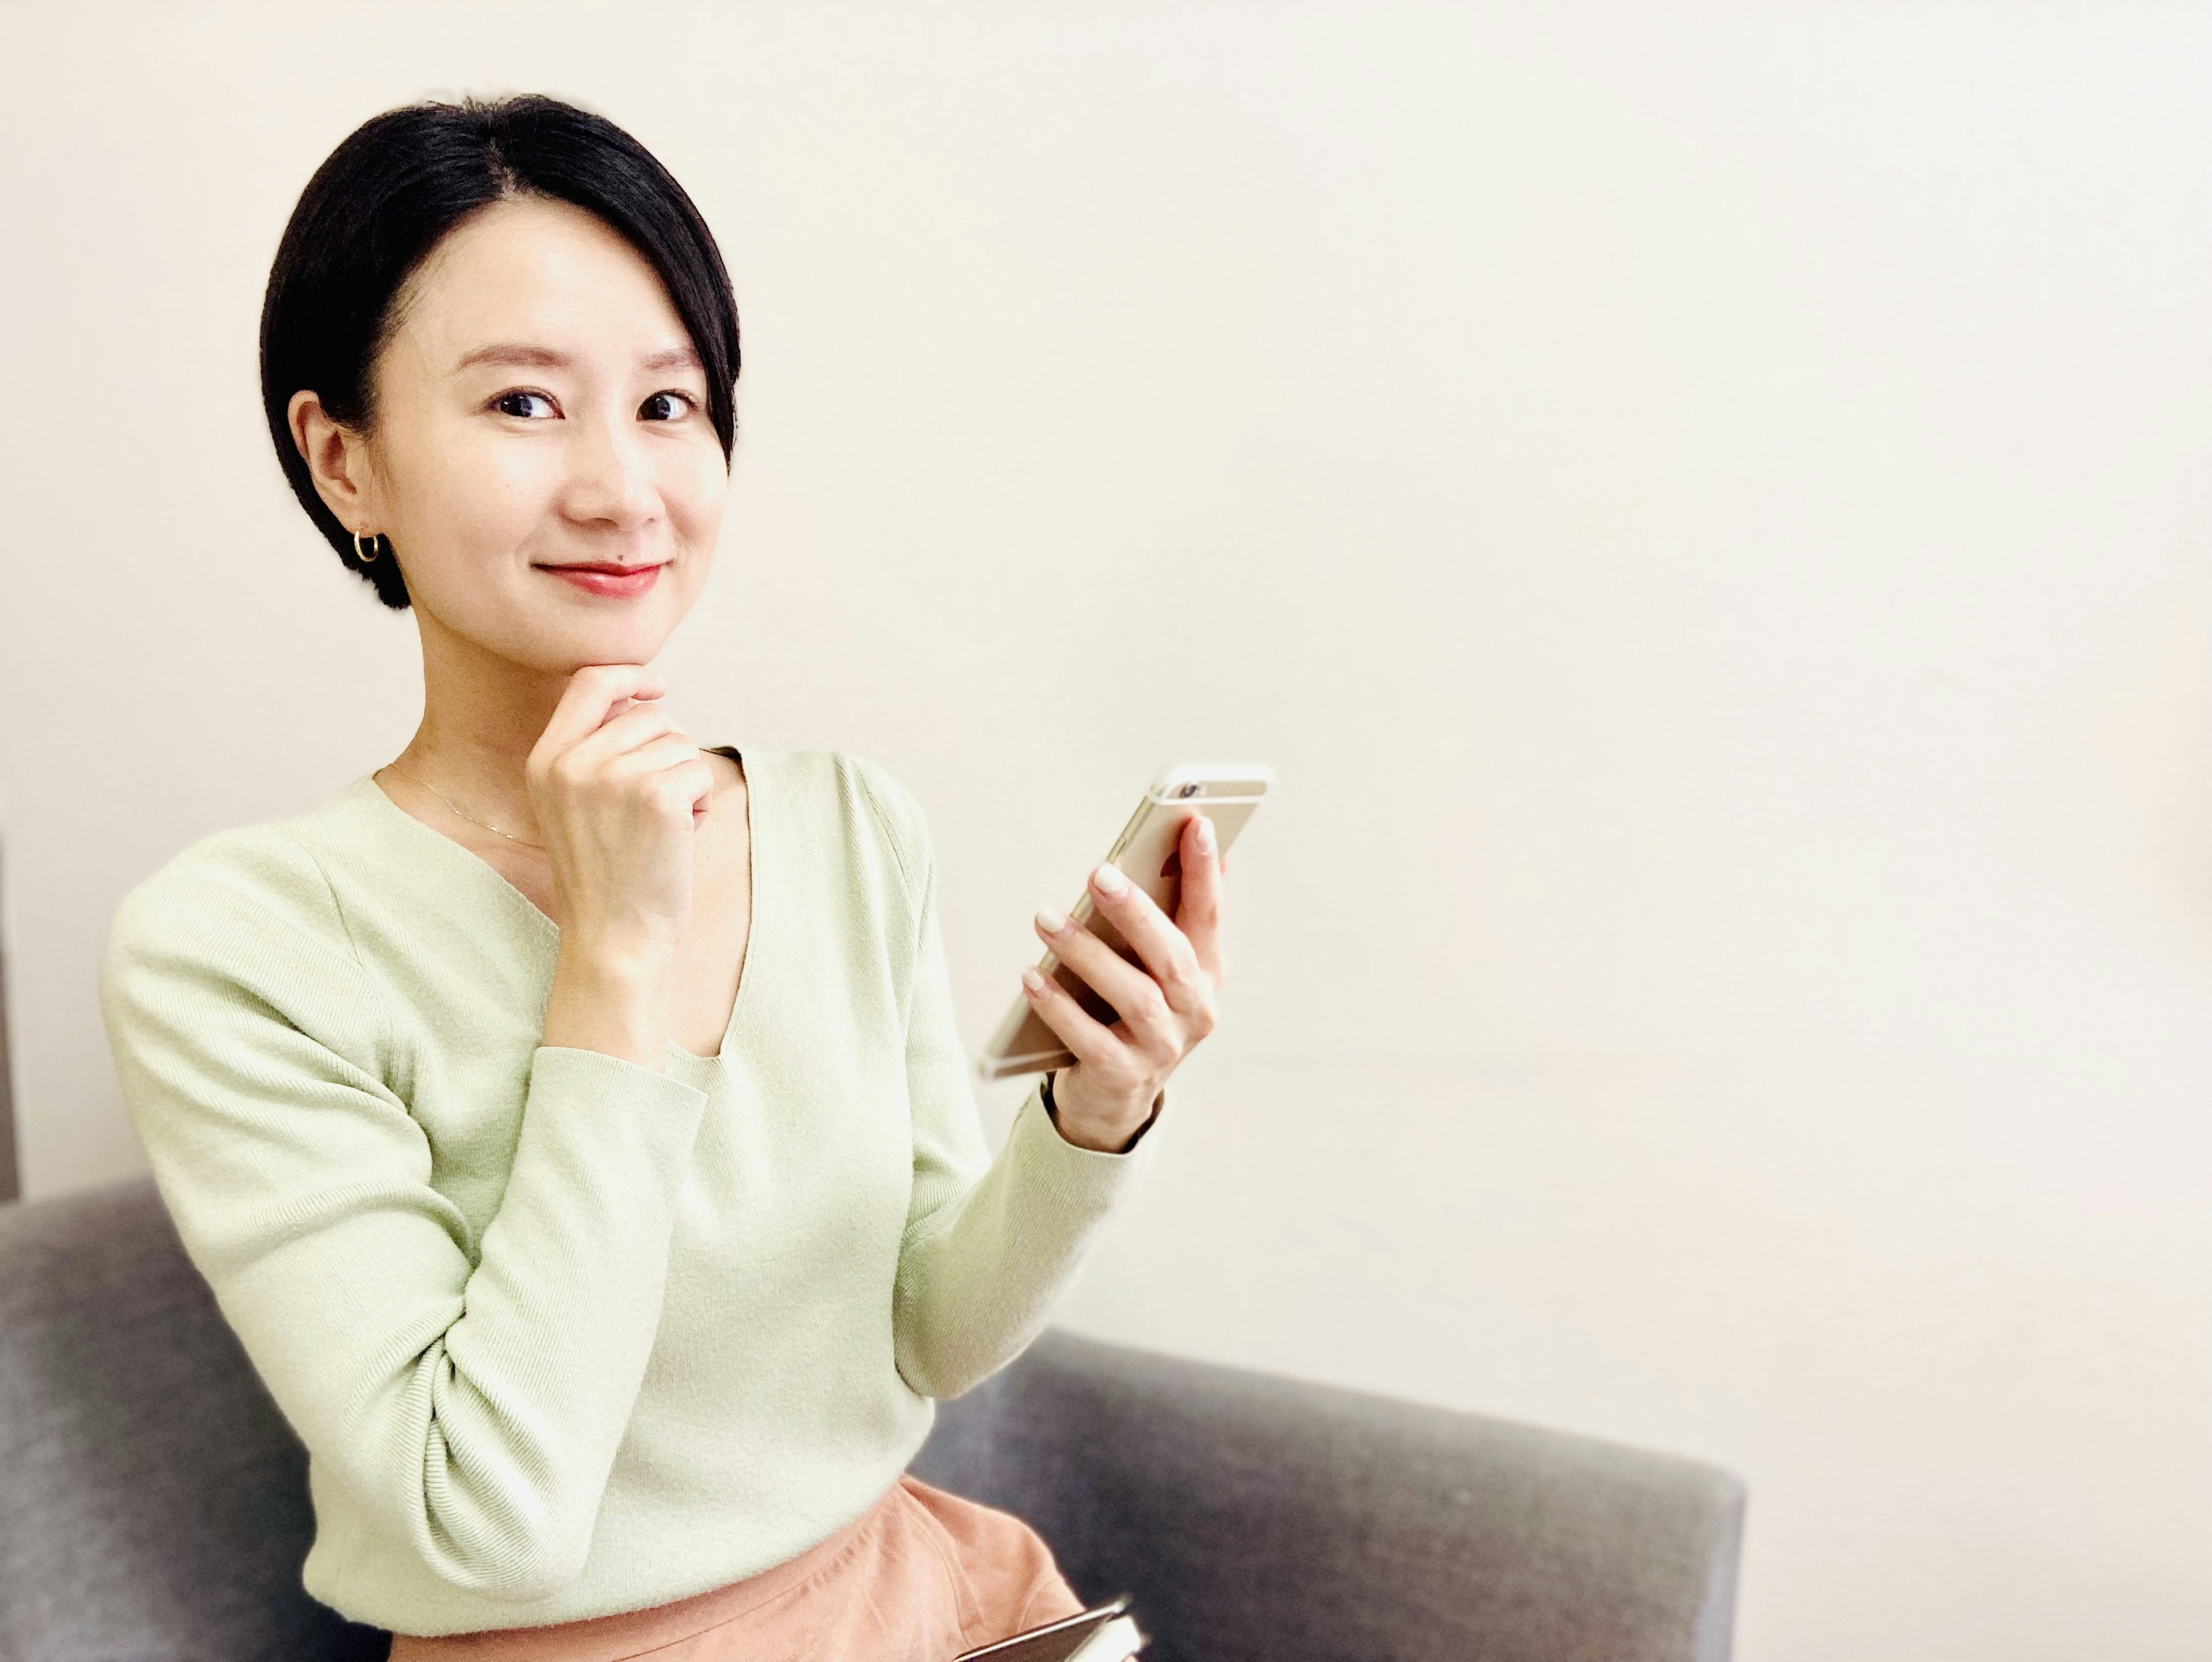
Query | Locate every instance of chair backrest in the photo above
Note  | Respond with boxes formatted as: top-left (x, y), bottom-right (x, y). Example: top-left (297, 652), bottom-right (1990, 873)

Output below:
top-left (0, 1177), bottom-right (387, 1662)
top-left (915, 1330), bottom-right (1745, 1662)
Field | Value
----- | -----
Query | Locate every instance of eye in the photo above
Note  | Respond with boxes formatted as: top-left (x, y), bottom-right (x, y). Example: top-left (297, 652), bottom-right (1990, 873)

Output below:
top-left (493, 390), bottom-right (558, 419)
top-left (639, 391), bottom-right (696, 422)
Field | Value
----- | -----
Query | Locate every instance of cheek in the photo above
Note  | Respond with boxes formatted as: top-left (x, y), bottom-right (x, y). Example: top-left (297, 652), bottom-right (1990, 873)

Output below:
top-left (376, 412), bottom-right (551, 557)
top-left (422, 433), bottom-right (558, 549)
top-left (661, 441), bottom-right (730, 544)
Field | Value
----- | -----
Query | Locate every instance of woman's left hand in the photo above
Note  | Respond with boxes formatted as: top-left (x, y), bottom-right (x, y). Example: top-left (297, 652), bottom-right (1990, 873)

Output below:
top-left (1020, 811), bottom-right (1226, 1152)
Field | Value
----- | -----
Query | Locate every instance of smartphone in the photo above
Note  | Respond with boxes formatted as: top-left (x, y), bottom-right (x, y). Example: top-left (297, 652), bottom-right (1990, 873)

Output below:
top-left (975, 762), bottom-right (1273, 1081)
top-left (950, 1593), bottom-right (1141, 1661)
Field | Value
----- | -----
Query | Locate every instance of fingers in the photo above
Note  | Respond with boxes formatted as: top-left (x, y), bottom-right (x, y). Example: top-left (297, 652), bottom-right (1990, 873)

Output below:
top-left (1171, 812), bottom-right (1226, 986)
top-left (1080, 858), bottom-right (1211, 1017)
top-left (562, 698), bottom-right (690, 773)
top-left (1018, 965), bottom-right (1125, 1073)
top-left (538, 676), bottom-right (698, 783)
top-left (1034, 906), bottom-right (1177, 1054)
top-left (613, 733), bottom-right (713, 796)
top-left (666, 748), bottom-right (718, 809)
top-left (1023, 813), bottom-right (1231, 1135)
top-left (528, 666), bottom-right (710, 832)
top-left (533, 664), bottom-right (666, 758)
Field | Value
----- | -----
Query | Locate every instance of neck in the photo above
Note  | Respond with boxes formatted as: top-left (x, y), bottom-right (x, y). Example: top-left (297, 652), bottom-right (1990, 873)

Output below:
top-left (389, 612), bottom-right (577, 840)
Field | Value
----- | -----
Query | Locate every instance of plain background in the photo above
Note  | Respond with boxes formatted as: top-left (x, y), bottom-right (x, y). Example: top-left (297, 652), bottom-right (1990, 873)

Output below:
top-left (1, 3), bottom-right (2207, 1657)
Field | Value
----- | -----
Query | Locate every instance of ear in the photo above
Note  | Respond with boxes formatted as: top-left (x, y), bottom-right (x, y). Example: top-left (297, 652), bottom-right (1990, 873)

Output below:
top-left (287, 391), bottom-right (380, 537)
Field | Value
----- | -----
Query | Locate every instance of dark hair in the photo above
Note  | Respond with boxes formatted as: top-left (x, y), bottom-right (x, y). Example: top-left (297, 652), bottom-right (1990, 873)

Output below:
top-left (260, 95), bottom-right (741, 609)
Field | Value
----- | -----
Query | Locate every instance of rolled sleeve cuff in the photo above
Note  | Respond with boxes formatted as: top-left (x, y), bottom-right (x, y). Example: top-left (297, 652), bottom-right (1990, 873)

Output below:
top-left (1012, 1079), bottom-right (1157, 1221)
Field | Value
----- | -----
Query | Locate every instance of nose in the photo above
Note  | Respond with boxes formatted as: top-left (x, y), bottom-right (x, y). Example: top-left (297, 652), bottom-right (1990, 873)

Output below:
top-left (560, 408), bottom-right (658, 541)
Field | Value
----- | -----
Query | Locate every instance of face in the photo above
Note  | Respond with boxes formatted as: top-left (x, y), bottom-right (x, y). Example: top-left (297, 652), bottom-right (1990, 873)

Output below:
top-left (302, 195), bottom-right (728, 673)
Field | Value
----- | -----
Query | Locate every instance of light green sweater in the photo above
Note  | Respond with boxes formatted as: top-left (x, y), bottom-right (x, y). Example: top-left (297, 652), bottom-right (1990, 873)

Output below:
top-left (99, 749), bottom-right (1152, 1637)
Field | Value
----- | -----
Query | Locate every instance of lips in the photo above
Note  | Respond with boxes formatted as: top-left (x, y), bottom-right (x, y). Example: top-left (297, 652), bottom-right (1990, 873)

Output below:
top-left (536, 562), bottom-right (666, 599)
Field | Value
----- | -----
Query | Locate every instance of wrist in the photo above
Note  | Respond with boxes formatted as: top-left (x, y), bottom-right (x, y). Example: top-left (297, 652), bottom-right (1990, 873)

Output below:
top-left (1044, 1070), bottom-right (1162, 1153)
top-left (558, 927), bottom-right (678, 988)
top-left (543, 945), bottom-right (672, 1070)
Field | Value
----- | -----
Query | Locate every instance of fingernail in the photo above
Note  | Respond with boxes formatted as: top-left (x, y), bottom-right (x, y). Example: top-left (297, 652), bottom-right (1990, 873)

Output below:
top-left (1035, 906), bottom-right (1067, 935)
top-left (1092, 864), bottom-right (1127, 896)
top-left (1196, 815), bottom-right (1216, 854)
top-left (1021, 967), bottom-right (1047, 995)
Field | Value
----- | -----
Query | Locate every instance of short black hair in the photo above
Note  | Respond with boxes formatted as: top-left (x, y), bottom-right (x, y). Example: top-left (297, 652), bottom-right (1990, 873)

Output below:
top-left (260, 94), bottom-right (741, 609)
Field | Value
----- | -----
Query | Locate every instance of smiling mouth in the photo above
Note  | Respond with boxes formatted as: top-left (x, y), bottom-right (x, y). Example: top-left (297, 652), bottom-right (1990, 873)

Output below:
top-left (535, 561), bottom-right (667, 597)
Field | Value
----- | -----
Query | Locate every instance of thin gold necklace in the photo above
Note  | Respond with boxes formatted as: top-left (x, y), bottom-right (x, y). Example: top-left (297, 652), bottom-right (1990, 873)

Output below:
top-left (380, 762), bottom-right (546, 851)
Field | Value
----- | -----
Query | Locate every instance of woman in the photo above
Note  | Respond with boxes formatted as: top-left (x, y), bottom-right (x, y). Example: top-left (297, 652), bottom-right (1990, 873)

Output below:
top-left (99, 95), bottom-right (1226, 1660)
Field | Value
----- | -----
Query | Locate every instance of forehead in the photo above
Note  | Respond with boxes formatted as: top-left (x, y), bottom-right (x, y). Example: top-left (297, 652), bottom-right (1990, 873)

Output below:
top-left (388, 195), bottom-right (690, 365)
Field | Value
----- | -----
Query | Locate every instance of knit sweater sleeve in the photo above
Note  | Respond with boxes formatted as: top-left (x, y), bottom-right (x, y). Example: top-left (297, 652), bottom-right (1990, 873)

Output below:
top-left (850, 761), bottom-right (1154, 1400)
top-left (97, 830), bottom-right (710, 1604)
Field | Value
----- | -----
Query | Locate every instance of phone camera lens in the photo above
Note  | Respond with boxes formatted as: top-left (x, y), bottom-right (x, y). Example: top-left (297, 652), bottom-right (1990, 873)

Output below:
top-left (1178, 782), bottom-right (1200, 798)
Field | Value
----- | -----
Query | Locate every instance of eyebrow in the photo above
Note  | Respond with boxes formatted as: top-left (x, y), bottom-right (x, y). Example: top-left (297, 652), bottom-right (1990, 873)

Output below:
top-left (453, 342), bottom-right (704, 374)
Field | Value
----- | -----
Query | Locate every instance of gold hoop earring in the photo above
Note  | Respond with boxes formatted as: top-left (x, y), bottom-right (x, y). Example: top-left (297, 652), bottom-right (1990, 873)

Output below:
top-left (354, 531), bottom-right (380, 564)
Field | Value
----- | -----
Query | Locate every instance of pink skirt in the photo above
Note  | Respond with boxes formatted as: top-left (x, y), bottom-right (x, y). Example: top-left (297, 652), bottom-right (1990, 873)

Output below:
top-left (385, 1477), bottom-right (1084, 1662)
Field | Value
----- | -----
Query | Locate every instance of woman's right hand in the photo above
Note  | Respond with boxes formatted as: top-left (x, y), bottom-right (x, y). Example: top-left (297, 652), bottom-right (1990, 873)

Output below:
top-left (529, 664), bottom-right (715, 1068)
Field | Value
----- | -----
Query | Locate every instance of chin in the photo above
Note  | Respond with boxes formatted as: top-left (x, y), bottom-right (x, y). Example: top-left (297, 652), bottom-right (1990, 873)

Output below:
top-left (543, 614), bottom-right (683, 671)
top-left (443, 605), bottom-right (684, 677)
top-left (421, 566), bottom-right (702, 671)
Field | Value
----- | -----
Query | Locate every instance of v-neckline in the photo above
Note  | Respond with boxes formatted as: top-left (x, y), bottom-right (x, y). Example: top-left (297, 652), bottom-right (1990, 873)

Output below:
top-left (359, 744), bottom-right (759, 1066)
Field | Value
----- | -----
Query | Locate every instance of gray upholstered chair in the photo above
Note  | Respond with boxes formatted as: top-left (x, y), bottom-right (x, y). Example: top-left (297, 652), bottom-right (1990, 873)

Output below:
top-left (0, 1178), bottom-right (1744, 1661)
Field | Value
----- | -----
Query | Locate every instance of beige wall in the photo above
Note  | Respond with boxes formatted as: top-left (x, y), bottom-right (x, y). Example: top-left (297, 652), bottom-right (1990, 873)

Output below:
top-left (2, 4), bottom-right (2207, 1657)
